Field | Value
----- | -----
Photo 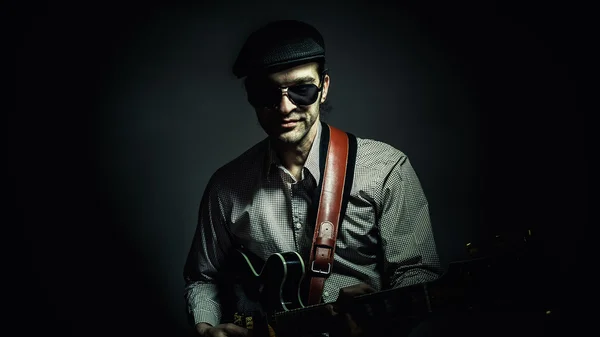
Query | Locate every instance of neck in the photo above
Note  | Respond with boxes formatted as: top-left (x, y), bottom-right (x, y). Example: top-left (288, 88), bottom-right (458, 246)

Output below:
top-left (272, 121), bottom-right (320, 179)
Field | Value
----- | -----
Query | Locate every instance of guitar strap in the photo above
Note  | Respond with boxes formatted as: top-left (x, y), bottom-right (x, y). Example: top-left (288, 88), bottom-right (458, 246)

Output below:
top-left (306, 122), bottom-right (357, 305)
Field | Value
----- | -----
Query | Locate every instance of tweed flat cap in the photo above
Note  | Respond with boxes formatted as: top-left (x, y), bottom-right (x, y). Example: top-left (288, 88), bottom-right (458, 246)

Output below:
top-left (232, 20), bottom-right (326, 78)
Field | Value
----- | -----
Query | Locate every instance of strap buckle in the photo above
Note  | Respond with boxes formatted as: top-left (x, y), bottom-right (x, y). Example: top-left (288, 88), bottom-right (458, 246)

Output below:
top-left (310, 261), bottom-right (331, 275)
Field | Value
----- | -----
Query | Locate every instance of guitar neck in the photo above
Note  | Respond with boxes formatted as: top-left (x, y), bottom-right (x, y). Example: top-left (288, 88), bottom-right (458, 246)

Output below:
top-left (240, 230), bottom-right (539, 335)
top-left (269, 283), bottom-right (433, 335)
top-left (268, 255), bottom-right (534, 336)
top-left (269, 301), bottom-right (334, 335)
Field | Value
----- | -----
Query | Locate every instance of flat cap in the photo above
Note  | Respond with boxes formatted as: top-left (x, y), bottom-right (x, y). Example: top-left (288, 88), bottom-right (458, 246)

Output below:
top-left (232, 20), bottom-right (326, 78)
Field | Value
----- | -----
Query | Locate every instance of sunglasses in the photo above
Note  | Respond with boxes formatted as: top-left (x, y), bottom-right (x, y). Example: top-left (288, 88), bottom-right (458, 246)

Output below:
top-left (247, 81), bottom-right (324, 108)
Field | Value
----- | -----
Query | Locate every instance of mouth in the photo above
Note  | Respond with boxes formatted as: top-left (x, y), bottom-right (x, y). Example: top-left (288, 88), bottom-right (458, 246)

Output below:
top-left (280, 119), bottom-right (300, 128)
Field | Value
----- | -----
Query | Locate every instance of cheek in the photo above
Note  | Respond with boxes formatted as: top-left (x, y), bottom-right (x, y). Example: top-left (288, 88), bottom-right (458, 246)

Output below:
top-left (308, 105), bottom-right (320, 119)
top-left (255, 108), bottom-right (268, 119)
top-left (255, 109), bottom-right (275, 125)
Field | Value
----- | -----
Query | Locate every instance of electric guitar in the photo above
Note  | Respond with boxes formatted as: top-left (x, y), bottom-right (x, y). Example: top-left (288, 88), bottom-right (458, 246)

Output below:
top-left (219, 230), bottom-right (552, 336)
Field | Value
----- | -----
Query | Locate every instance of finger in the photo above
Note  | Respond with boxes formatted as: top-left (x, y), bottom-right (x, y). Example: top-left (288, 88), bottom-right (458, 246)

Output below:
top-left (324, 303), bottom-right (338, 316)
top-left (342, 313), bottom-right (364, 337)
top-left (358, 282), bottom-right (376, 293)
top-left (330, 312), bottom-right (356, 337)
top-left (343, 313), bottom-right (360, 329)
top-left (223, 323), bottom-right (250, 336)
top-left (349, 282), bottom-right (376, 295)
top-left (338, 283), bottom-right (376, 300)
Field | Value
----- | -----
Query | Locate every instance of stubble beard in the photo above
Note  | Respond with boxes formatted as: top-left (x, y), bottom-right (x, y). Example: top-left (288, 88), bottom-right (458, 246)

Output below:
top-left (278, 120), bottom-right (309, 144)
top-left (266, 104), bottom-right (320, 146)
top-left (281, 113), bottom-right (320, 147)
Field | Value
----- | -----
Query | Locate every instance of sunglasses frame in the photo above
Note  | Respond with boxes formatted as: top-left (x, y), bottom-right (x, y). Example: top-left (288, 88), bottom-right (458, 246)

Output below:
top-left (274, 83), bottom-right (323, 107)
top-left (248, 70), bottom-right (328, 109)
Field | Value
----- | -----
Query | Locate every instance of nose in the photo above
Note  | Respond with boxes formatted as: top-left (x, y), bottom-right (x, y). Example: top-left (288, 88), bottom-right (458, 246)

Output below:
top-left (277, 91), bottom-right (296, 115)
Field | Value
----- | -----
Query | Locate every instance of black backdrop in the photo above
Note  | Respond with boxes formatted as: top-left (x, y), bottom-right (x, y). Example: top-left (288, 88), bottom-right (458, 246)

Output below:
top-left (11, 1), bottom-right (589, 336)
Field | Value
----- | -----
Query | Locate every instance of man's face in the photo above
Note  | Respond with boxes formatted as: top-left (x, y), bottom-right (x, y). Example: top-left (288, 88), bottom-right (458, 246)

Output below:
top-left (250, 62), bottom-right (330, 145)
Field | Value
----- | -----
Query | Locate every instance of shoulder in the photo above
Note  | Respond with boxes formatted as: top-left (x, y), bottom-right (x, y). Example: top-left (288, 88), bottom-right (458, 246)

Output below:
top-left (206, 138), bottom-right (269, 194)
top-left (354, 136), bottom-right (409, 173)
top-left (350, 134), bottom-right (427, 206)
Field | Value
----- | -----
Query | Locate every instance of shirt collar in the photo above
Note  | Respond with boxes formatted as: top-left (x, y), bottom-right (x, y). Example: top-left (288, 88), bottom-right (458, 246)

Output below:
top-left (263, 122), bottom-right (322, 184)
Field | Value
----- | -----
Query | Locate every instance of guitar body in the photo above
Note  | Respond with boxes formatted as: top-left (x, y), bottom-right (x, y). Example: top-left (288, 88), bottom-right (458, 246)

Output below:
top-left (231, 248), bottom-right (307, 313)
top-left (227, 248), bottom-right (305, 313)
top-left (218, 247), bottom-right (310, 336)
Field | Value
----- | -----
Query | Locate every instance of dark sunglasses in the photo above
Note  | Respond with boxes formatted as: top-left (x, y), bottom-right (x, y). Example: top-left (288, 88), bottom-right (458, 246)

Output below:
top-left (247, 81), bottom-right (324, 108)
top-left (248, 84), bottom-right (323, 108)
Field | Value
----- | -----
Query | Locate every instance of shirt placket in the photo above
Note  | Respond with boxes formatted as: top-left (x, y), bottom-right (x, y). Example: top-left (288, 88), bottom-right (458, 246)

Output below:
top-left (277, 165), bottom-right (315, 253)
top-left (290, 171), bottom-right (314, 253)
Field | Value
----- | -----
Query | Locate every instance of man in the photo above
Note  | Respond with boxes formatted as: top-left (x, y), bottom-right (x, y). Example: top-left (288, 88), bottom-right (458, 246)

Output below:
top-left (183, 19), bottom-right (442, 337)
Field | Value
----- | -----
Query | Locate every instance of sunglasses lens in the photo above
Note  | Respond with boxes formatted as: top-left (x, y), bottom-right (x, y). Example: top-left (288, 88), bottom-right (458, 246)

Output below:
top-left (248, 87), bottom-right (280, 108)
top-left (288, 84), bottom-right (320, 105)
top-left (248, 84), bottom-right (321, 108)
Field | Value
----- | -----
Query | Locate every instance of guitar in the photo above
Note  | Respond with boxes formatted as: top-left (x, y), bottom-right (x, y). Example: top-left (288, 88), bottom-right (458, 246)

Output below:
top-left (219, 230), bottom-right (552, 337)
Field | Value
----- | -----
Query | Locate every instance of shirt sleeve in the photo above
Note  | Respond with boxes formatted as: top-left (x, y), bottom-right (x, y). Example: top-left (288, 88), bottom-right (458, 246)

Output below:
top-left (377, 154), bottom-right (443, 289)
top-left (183, 176), bottom-right (233, 327)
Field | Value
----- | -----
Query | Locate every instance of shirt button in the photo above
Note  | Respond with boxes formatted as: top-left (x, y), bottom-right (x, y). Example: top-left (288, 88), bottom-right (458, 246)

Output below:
top-left (323, 291), bottom-right (329, 297)
top-left (294, 223), bottom-right (302, 230)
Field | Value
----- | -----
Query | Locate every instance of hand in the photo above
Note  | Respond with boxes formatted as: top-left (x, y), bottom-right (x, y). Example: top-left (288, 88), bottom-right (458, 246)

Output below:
top-left (196, 322), bottom-right (250, 337)
top-left (324, 283), bottom-right (376, 337)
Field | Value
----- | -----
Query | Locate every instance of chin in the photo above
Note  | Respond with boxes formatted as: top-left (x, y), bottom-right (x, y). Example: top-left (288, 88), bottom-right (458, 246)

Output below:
top-left (276, 133), bottom-right (302, 144)
top-left (273, 128), bottom-right (304, 144)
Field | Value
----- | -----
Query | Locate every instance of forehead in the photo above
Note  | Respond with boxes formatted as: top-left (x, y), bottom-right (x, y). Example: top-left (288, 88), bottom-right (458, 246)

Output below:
top-left (267, 62), bottom-right (319, 85)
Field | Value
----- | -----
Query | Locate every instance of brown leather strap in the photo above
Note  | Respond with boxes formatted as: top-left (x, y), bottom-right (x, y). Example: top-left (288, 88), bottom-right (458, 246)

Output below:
top-left (306, 125), bottom-right (349, 305)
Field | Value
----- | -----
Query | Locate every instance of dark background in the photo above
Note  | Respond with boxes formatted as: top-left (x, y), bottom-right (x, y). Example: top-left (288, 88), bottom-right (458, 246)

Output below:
top-left (11, 1), bottom-right (589, 336)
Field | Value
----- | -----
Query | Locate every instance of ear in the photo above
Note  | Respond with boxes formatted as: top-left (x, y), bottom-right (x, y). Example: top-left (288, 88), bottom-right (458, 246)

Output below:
top-left (320, 74), bottom-right (330, 103)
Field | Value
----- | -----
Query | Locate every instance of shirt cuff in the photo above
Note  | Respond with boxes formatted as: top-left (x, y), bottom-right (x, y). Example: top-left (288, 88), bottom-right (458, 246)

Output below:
top-left (192, 308), bottom-right (220, 327)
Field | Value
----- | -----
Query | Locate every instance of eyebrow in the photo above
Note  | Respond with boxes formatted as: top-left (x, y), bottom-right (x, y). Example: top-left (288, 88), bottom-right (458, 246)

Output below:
top-left (276, 75), bottom-right (317, 87)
